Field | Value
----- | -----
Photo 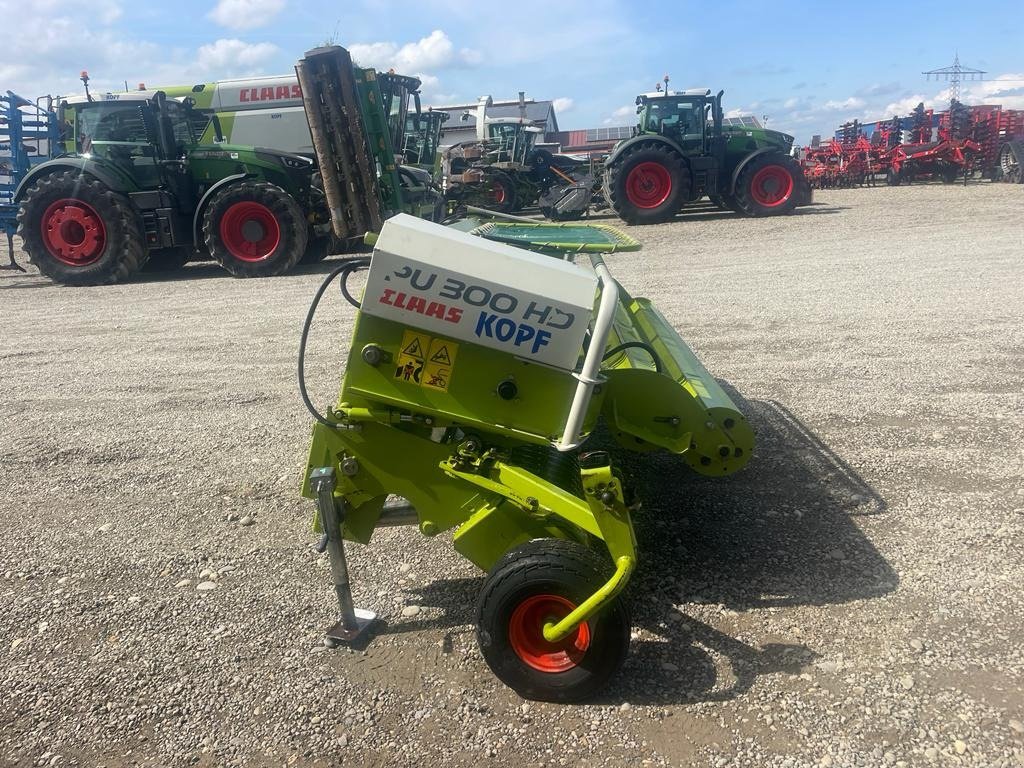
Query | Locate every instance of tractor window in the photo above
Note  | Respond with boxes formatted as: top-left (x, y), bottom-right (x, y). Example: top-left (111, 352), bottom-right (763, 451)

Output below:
top-left (647, 99), bottom-right (705, 139)
top-left (163, 101), bottom-right (197, 147)
top-left (77, 103), bottom-right (150, 148)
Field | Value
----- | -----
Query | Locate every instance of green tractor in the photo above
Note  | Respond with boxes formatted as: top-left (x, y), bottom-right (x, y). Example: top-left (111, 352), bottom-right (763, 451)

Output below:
top-left (603, 86), bottom-right (810, 225)
top-left (15, 87), bottom-right (321, 285)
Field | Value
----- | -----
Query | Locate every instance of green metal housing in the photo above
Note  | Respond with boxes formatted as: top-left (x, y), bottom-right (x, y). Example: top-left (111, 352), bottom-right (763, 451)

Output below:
top-left (301, 242), bottom-right (753, 638)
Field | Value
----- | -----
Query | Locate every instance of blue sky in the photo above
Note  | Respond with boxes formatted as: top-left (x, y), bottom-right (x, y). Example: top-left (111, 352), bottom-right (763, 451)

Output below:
top-left (2, 0), bottom-right (1022, 143)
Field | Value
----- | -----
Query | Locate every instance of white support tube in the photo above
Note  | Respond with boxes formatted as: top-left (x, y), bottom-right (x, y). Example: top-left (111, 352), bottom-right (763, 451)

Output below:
top-left (555, 257), bottom-right (619, 452)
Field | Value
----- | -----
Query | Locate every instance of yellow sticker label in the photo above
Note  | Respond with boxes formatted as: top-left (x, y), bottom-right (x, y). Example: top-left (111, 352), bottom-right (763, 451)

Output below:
top-left (393, 330), bottom-right (430, 385)
top-left (421, 338), bottom-right (459, 392)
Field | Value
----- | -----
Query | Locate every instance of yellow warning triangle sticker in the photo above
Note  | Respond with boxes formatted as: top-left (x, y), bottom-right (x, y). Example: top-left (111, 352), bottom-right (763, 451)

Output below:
top-left (429, 345), bottom-right (452, 366)
top-left (402, 337), bottom-right (425, 358)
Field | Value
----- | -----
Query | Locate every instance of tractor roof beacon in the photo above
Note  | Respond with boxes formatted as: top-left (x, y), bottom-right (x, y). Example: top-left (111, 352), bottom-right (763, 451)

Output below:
top-left (602, 86), bottom-right (811, 225)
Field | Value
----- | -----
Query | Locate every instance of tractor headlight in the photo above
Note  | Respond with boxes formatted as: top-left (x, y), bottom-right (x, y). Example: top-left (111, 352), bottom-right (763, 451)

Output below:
top-left (281, 155), bottom-right (314, 169)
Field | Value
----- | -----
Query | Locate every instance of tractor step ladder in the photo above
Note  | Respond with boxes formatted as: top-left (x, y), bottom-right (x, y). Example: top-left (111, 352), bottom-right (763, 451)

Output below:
top-left (1, 91), bottom-right (58, 270)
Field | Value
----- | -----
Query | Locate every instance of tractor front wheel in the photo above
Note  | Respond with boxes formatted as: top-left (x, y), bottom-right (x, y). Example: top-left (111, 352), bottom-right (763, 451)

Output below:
top-left (733, 153), bottom-right (801, 217)
top-left (482, 171), bottom-right (517, 214)
top-left (605, 144), bottom-right (689, 225)
top-left (16, 170), bottom-right (146, 286)
top-left (476, 538), bottom-right (630, 702)
top-left (202, 181), bottom-right (307, 278)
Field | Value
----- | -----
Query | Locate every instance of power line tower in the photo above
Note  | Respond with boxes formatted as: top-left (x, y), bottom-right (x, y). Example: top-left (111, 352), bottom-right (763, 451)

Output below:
top-left (923, 53), bottom-right (985, 106)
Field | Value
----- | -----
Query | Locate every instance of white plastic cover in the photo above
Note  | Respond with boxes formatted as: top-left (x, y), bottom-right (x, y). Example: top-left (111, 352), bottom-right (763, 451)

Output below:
top-left (362, 215), bottom-right (598, 371)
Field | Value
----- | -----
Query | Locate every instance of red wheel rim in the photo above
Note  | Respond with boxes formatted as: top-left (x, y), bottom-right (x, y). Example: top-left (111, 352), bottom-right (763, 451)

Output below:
top-left (40, 199), bottom-right (106, 266)
top-left (508, 594), bottom-right (590, 673)
top-left (625, 161), bottom-right (672, 209)
top-left (218, 201), bottom-right (281, 262)
top-left (749, 165), bottom-right (794, 207)
top-left (490, 182), bottom-right (507, 204)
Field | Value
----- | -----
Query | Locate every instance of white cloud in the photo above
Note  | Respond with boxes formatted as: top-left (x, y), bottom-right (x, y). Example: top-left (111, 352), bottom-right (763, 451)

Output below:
top-left (197, 39), bottom-right (279, 73)
top-left (612, 105), bottom-right (633, 118)
top-left (552, 97), bottom-right (574, 113)
top-left (822, 96), bottom-right (866, 111)
top-left (207, 0), bottom-right (285, 31)
top-left (349, 30), bottom-right (480, 72)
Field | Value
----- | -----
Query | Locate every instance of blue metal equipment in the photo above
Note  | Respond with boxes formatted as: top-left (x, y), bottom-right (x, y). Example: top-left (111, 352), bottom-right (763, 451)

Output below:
top-left (1, 91), bottom-right (59, 271)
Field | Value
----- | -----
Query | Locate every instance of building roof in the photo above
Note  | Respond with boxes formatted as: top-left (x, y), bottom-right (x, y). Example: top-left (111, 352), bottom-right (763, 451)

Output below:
top-left (429, 99), bottom-right (559, 133)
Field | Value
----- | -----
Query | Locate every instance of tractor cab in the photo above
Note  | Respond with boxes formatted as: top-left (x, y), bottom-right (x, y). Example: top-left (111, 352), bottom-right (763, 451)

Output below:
top-left (378, 73), bottom-right (423, 164)
top-left (484, 118), bottom-right (543, 166)
top-left (403, 109), bottom-right (449, 168)
top-left (635, 88), bottom-right (723, 156)
top-left (68, 93), bottom-right (201, 189)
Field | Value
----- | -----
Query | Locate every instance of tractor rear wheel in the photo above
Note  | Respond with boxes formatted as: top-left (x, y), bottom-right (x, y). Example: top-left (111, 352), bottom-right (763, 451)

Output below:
top-left (733, 153), bottom-right (801, 217)
top-left (16, 170), bottom-right (146, 286)
top-left (476, 538), bottom-right (630, 702)
top-left (202, 181), bottom-right (307, 278)
top-left (605, 144), bottom-right (689, 224)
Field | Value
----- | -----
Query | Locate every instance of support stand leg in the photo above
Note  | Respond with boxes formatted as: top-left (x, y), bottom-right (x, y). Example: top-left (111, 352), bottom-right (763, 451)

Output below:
top-left (1, 231), bottom-right (26, 272)
top-left (310, 467), bottom-right (376, 645)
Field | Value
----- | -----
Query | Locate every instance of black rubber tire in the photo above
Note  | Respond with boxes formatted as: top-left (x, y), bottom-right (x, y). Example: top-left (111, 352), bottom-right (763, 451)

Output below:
top-left (475, 538), bottom-right (630, 703)
top-left (708, 192), bottom-right (738, 212)
top-left (733, 152), bottom-right (802, 217)
top-left (886, 168), bottom-right (902, 187)
top-left (939, 163), bottom-right (960, 184)
top-left (202, 180), bottom-right (307, 278)
top-left (482, 171), bottom-right (517, 214)
top-left (300, 234), bottom-right (332, 264)
top-left (142, 246), bottom-right (192, 272)
top-left (16, 170), bottom-right (146, 286)
top-left (604, 143), bottom-right (689, 225)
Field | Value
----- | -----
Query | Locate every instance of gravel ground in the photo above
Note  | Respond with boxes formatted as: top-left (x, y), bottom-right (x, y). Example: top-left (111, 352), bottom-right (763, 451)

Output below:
top-left (1, 182), bottom-right (1023, 768)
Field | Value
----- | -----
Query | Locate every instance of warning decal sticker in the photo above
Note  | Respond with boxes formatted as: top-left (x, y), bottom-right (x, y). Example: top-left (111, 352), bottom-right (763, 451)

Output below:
top-left (393, 330), bottom-right (458, 392)
top-left (393, 330), bottom-right (430, 384)
top-left (421, 338), bottom-right (459, 392)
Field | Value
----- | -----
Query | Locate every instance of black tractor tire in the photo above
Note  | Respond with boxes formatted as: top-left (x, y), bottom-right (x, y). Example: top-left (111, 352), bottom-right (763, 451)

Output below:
top-left (733, 152), bottom-right (802, 217)
top-left (202, 180), bottom-right (307, 278)
top-left (476, 538), bottom-right (630, 703)
top-left (604, 143), bottom-right (689, 224)
top-left (708, 192), bottom-right (739, 212)
top-left (482, 171), bottom-right (517, 214)
top-left (16, 170), bottom-right (146, 286)
top-left (142, 246), bottom-right (192, 273)
top-left (300, 234), bottom-right (332, 264)
top-left (886, 167), bottom-right (902, 186)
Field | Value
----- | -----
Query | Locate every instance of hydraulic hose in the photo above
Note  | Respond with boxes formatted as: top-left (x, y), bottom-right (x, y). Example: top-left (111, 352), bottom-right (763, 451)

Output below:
top-left (297, 258), bottom-right (371, 429)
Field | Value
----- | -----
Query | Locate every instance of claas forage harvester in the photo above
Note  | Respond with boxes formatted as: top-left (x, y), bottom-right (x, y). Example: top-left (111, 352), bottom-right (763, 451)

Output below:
top-left (297, 214), bottom-right (754, 701)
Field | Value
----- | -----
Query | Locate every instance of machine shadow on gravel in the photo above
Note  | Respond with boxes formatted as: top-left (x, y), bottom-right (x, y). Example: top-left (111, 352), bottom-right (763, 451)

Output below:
top-left (603, 395), bottom-right (895, 704)
top-left (374, 398), bottom-right (895, 705)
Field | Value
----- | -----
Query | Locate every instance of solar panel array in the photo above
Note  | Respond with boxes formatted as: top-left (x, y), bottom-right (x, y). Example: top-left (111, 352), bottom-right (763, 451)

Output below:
top-left (585, 126), bottom-right (633, 142)
top-left (723, 115), bottom-right (762, 128)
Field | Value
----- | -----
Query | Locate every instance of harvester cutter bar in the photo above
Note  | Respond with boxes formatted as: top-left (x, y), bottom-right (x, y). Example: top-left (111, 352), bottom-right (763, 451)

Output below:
top-left (295, 47), bottom-right (385, 241)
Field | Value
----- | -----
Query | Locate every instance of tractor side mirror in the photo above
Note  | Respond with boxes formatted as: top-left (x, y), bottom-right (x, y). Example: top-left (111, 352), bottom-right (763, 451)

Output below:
top-left (635, 96), bottom-right (642, 106)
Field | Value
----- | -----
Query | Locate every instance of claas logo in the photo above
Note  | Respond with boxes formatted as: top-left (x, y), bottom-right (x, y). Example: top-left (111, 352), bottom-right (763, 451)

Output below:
top-left (238, 85), bottom-right (302, 103)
